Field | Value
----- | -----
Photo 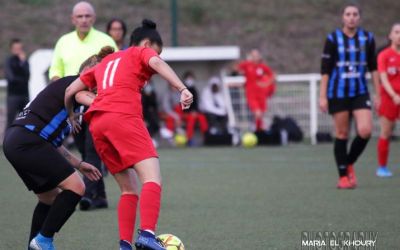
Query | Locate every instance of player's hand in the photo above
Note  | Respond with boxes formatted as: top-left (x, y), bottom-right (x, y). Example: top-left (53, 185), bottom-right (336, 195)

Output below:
top-left (180, 88), bottom-right (193, 110)
top-left (319, 96), bottom-right (328, 113)
top-left (392, 94), bottom-right (400, 105)
top-left (68, 112), bottom-right (82, 134)
top-left (78, 161), bottom-right (102, 181)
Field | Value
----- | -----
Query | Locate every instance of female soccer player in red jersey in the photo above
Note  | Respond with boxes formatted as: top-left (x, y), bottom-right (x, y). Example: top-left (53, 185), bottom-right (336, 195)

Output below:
top-left (237, 49), bottom-right (276, 131)
top-left (65, 19), bottom-right (193, 250)
top-left (376, 23), bottom-right (400, 177)
top-left (320, 4), bottom-right (379, 189)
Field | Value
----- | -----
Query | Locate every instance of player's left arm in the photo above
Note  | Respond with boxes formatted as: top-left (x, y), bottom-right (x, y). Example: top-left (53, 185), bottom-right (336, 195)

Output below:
top-left (148, 56), bottom-right (193, 109)
top-left (57, 145), bottom-right (102, 181)
top-left (367, 34), bottom-right (380, 108)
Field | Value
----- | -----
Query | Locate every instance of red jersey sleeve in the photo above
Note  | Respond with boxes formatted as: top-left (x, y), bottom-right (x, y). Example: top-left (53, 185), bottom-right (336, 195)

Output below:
top-left (140, 48), bottom-right (159, 67)
top-left (378, 50), bottom-right (388, 74)
top-left (79, 66), bottom-right (97, 89)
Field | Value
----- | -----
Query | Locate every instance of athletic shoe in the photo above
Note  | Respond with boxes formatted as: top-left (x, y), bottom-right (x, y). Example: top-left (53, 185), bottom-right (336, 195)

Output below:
top-left (79, 197), bottom-right (92, 211)
top-left (92, 198), bottom-right (108, 209)
top-left (376, 167), bottom-right (393, 178)
top-left (135, 230), bottom-right (166, 250)
top-left (347, 164), bottom-right (357, 187)
top-left (336, 176), bottom-right (355, 189)
top-left (120, 240), bottom-right (132, 250)
top-left (29, 233), bottom-right (55, 250)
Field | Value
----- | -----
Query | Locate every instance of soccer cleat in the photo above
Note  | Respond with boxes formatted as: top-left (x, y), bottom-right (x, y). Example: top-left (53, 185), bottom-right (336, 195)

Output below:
top-left (376, 167), bottom-right (393, 178)
top-left (347, 164), bottom-right (357, 187)
top-left (135, 230), bottom-right (166, 250)
top-left (120, 240), bottom-right (133, 250)
top-left (29, 234), bottom-right (55, 250)
top-left (336, 176), bottom-right (355, 189)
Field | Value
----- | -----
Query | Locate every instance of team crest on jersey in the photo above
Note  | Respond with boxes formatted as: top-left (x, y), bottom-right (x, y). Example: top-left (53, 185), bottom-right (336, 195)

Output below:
top-left (387, 67), bottom-right (397, 75)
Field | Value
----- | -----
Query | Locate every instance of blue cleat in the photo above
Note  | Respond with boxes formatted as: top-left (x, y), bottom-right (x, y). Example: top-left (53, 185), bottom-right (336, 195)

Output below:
top-left (29, 233), bottom-right (55, 250)
top-left (135, 230), bottom-right (165, 250)
top-left (120, 240), bottom-right (133, 250)
top-left (376, 167), bottom-right (393, 177)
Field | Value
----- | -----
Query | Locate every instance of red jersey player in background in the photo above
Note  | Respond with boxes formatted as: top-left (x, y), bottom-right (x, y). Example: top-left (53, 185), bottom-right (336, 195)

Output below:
top-left (237, 49), bottom-right (276, 131)
top-left (376, 23), bottom-right (400, 178)
top-left (65, 19), bottom-right (193, 250)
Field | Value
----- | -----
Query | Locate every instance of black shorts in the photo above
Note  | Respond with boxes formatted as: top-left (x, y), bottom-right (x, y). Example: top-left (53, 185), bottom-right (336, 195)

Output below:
top-left (328, 94), bottom-right (372, 115)
top-left (3, 126), bottom-right (75, 194)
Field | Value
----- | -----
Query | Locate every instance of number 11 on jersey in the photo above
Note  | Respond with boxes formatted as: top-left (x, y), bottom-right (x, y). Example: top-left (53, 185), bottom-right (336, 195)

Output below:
top-left (102, 58), bottom-right (121, 90)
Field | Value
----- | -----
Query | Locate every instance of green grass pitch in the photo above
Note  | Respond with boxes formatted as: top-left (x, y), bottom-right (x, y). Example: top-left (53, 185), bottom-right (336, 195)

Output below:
top-left (1, 142), bottom-right (400, 249)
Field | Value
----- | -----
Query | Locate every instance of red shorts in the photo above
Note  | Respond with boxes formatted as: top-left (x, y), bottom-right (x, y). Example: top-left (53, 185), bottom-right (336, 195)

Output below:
top-left (378, 93), bottom-right (400, 121)
top-left (88, 112), bottom-right (158, 174)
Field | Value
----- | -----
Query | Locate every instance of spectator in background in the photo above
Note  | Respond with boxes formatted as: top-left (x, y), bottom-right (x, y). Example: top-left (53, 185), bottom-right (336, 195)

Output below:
top-left (106, 18), bottom-right (128, 50)
top-left (200, 76), bottom-right (228, 135)
top-left (162, 84), bottom-right (183, 136)
top-left (182, 71), bottom-right (208, 146)
top-left (142, 81), bottom-right (160, 146)
top-left (48, 1), bottom-right (118, 211)
top-left (5, 38), bottom-right (30, 129)
top-left (237, 49), bottom-right (276, 131)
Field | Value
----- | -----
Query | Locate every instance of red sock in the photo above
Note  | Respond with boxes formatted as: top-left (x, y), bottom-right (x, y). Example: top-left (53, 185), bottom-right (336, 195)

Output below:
top-left (118, 194), bottom-right (138, 243)
top-left (139, 182), bottom-right (161, 232)
top-left (255, 118), bottom-right (263, 131)
top-left (377, 137), bottom-right (389, 167)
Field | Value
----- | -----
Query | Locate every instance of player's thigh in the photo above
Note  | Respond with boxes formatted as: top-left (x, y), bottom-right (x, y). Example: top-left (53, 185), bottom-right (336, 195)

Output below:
top-left (134, 157), bottom-right (162, 185)
top-left (353, 109), bottom-right (372, 137)
top-left (332, 111), bottom-right (351, 138)
top-left (113, 168), bottom-right (139, 194)
top-left (379, 116), bottom-right (395, 139)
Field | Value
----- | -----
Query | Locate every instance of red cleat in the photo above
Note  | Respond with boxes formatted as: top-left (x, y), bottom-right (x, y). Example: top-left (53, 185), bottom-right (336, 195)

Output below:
top-left (347, 164), bottom-right (357, 187)
top-left (337, 176), bottom-right (355, 189)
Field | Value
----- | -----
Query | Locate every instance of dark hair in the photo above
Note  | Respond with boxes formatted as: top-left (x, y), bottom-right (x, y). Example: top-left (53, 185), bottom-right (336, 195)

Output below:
top-left (129, 19), bottom-right (163, 47)
top-left (106, 18), bottom-right (127, 38)
top-left (341, 3), bottom-right (361, 15)
top-left (183, 71), bottom-right (195, 80)
top-left (9, 38), bottom-right (21, 48)
top-left (79, 46), bottom-right (115, 73)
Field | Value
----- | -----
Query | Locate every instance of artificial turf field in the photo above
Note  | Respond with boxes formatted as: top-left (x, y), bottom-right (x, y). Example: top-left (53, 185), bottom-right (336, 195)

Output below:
top-left (1, 141), bottom-right (400, 249)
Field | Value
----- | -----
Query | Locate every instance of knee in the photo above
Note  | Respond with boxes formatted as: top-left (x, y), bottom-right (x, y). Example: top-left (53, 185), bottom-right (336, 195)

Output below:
top-left (357, 126), bottom-right (372, 139)
top-left (335, 130), bottom-right (348, 139)
top-left (73, 181), bottom-right (86, 196)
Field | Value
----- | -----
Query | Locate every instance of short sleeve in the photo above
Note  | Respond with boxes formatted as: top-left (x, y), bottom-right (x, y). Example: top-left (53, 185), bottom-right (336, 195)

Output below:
top-left (321, 37), bottom-right (336, 75)
top-left (140, 48), bottom-right (159, 67)
top-left (377, 51), bottom-right (388, 74)
top-left (79, 66), bottom-right (97, 89)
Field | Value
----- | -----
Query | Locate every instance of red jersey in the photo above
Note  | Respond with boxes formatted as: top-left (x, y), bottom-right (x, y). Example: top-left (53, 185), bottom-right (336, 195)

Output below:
top-left (238, 61), bottom-right (274, 90)
top-left (378, 47), bottom-right (400, 93)
top-left (80, 47), bottom-right (159, 122)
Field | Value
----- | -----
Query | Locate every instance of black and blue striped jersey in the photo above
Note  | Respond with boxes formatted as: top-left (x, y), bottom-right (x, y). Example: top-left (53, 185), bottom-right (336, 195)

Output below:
top-left (12, 75), bottom-right (79, 147)
top-left (321, 28), bottom-right (377, 99)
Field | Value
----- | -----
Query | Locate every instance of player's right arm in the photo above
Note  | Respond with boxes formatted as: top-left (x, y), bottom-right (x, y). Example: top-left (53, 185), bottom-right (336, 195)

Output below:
top-left (320, 36), bottom-right (335, 113)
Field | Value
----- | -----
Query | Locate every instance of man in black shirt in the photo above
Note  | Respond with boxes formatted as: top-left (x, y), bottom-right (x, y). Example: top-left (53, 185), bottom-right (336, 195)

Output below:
top-left (4, 38), bottom-right (30, 129)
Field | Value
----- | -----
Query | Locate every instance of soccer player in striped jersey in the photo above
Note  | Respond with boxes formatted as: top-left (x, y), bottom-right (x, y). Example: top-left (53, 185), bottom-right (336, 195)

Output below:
top-left (65, 19), bottom-right (192, 250)
top-left (376, 23), bottom-right (400, 177)
top-left (319, 4), bottom-right (379, 189)
top-left (2, 47), bottom-right (112, 250)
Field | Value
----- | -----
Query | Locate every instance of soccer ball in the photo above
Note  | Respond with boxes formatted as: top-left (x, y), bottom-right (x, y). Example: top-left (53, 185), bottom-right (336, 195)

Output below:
top-left (174, 134), bottom-right (187, 147)
top-left (157, 234), bottom-right (185, 250)
top-left (241, 132), bottom-right (258, 148)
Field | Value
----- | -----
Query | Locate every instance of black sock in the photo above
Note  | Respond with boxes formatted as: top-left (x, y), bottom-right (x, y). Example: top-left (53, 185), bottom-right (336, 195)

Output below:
top-left (348, 135), bottom-right (370, 165)
top-left (40, 190), bottom-right (82, 237)
top-left (334, 138), bottom-right (348, 177)
top-left (29, 202), bottom-right (51, 242)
